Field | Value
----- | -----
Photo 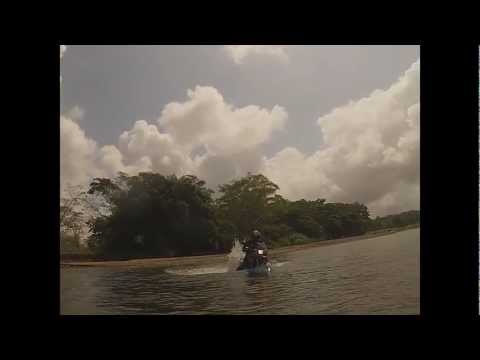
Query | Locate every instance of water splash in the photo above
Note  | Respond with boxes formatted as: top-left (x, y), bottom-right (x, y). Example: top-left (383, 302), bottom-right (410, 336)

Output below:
top-left (165, 266), bottom-right (229, 275)
top-left (165, 239), bottom-right (244, 276)
top-left (227, 239), bottom-right (244, 271)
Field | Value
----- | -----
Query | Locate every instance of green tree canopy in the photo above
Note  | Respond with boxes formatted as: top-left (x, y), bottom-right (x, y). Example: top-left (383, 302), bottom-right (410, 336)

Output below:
top-left (86, 172), bottom-right (219, 258)
top-left (69, 171), bottom-right (419, 260)
top-left (215, 173), bottom-right (280, 240)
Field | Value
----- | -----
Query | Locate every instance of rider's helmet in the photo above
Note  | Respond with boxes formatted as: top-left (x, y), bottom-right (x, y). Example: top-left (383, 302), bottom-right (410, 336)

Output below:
top-left (252, 230), bottom-right (261, 239)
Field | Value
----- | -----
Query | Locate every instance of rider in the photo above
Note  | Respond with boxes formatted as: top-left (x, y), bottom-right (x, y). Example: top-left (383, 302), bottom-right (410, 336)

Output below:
top-left (238, 230), bottom-right (268, 270)
top-left (243, 230), bottom-right (267, 252)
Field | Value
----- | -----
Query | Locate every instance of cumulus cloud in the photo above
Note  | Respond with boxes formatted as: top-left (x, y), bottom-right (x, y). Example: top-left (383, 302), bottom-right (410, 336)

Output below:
top-left (264, 59), bottom-right (420, 216)
top-left (159, 86), bottom-right (287, 156)
top-left (118, 119), bottom-right (193, 176)
top-left (60, 52), bottom-right (418, 216)
top-left (157, 85), bottom-right (286, 186)
top-left (195, 150), bottom-right (268, 190)
top-left (264, 147), bottom-right (343, 201)
top-left (60, 115), bottom-right (101, 189)
top-left (223, 45), bottom-right (289, 65)
top-left (60, 116), bottom-right (151, 192)
top-left (61, 86), bottom-right (287, 192)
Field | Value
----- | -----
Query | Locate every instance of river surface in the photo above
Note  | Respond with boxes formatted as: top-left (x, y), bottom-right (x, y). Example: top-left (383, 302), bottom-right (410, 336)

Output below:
top-left (61, 228), bottom-right (419, 315)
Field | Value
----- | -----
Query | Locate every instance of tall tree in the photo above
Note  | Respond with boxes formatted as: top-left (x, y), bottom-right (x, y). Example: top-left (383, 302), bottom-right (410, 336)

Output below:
top-left (60, 184), bottom-right (89, 249)
top-left (86, 172), bottom-right (220, 258)
top-left (216, 173), bottom-right (280, 241)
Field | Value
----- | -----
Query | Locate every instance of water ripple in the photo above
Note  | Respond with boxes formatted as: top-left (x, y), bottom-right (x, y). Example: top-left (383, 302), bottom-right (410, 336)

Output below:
top-left (61, 229), bottom-right (419, 315)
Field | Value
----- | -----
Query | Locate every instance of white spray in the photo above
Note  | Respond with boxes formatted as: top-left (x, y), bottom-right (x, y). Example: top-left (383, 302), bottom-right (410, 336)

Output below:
top-left (165, 237), bottom-right (245, 276)
top-left (226, 238), bottom-right (244, 271)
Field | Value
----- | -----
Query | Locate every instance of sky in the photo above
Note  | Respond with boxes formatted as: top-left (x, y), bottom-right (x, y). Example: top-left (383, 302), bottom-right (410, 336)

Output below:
top-left (60, 45), bottom-right (420, 217)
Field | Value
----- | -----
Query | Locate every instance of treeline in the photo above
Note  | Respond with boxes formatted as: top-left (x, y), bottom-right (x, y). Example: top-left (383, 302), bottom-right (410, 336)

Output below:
top-left (60, 172), bottom-right (419, 260)
top-left (369, 210), bottom-right (420, 231)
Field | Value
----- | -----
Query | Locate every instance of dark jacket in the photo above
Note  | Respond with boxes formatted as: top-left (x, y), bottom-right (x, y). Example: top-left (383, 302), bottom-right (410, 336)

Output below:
top-left (243, 236), bottom-right (267, 253)
top-left (237, 235), bottom-right (268, 271)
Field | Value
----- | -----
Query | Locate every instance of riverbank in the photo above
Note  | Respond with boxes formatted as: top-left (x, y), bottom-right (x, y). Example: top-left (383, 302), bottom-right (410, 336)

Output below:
top-left (61, 224), bottom-right (419, 268)
top-left (270, 224), bottom-right (419, 256)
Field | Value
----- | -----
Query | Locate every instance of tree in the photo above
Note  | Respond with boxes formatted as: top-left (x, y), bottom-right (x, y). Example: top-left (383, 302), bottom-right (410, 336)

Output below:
top-left (86, 172), bottom-right (220, 259)
top-left (281, 199), bottom-right (326, 239)
top-left (215, 173), bottom-right (280, 241)
top-left (368, 210), bottom-right (420, 231)
top-left (77, 170), bottom-right (419, 259)
top-left (60, 184), bottom-right (84, 230)
top-left (60, 184), bottom-right (88, 249)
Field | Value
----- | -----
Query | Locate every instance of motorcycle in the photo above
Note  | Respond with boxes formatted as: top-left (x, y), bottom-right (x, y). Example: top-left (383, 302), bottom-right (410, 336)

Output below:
top-left (236, 241), bottom-right (272, 274)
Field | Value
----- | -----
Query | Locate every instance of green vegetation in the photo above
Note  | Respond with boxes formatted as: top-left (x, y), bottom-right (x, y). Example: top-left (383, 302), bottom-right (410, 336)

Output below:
top-left (85, 173), bottom-right (220, 259)
top-left (60, 172), bottom-right (420, 260)
top-left (368, 210), bottom-right (420, 231)
top-left (61, 184), bottom-right (88, 254)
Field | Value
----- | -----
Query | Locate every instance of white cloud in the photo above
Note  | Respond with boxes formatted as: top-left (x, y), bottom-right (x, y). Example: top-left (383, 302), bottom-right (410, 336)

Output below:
top-left (223, 45), bottom-right (289, 65)
top-left (60, 115), bottom-right (100, 189)
top-left (60, 53), bottom-right (419, 216)
top-left (195, 150), bottom-right (268, 190)
top-left (61, 86), bottom-right (287, 192)
top-left (118, 119), bottom-right (193, 176)
top-left (367, 182), bottom-right (420, 217)
top-left (264, 59), bottom-right (420, 216)
top-left (60, 116), bottom-right (151, 191)
top-left (158, 85), bottom-right (286, 187)
top-left (264, 147), bottom-right (343, 201)
top-left (159, 86), bottom-right (287, 156)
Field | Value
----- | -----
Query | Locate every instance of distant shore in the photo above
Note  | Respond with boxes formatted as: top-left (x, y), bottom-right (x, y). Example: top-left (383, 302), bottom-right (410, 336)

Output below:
top-left (61, 224), bottom-right (419, 268)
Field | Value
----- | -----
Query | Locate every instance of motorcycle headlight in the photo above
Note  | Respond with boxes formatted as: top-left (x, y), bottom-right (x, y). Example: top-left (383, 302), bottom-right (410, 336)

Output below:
top-left (257, 249), bottom-right (264, 255)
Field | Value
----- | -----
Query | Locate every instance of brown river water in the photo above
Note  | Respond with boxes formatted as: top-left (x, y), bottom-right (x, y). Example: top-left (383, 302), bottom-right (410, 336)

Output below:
top-left (60, 228), bottom-right (419, 315)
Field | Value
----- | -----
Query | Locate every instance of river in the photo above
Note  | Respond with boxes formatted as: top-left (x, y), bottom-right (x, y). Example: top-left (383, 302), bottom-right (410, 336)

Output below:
top-left (60, 228), bottom-right (419, 315)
